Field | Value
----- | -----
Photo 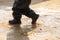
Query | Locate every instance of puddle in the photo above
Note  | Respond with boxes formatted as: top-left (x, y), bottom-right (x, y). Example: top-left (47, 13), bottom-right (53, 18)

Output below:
top-left (0, 2), bottom-right (60, 40)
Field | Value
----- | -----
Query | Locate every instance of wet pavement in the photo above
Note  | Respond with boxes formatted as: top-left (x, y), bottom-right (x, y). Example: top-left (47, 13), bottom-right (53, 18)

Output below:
top-left (0, 0), bottom-right (60, 40)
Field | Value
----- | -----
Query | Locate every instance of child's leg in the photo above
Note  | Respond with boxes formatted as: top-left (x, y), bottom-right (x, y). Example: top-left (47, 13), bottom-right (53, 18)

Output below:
top-left (9, 0), bottom-right (22, 25)
top-left (22, 7), bottom-right (39, 24)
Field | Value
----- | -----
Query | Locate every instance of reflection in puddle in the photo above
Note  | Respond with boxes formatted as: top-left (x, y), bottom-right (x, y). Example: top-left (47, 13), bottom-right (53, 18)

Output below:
top-left (7, 24), bottom-right (37, 40)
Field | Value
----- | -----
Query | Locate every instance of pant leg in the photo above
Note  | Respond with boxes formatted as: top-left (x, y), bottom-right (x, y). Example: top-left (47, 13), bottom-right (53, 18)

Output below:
top-left (12, 0), bottom-right (22, 21)
top-left (22, 7), bottom-right (38, 19)
top-left (12, 10), bottom-right (22, 21)
top-left (12, 0), bottom-right (31, 10)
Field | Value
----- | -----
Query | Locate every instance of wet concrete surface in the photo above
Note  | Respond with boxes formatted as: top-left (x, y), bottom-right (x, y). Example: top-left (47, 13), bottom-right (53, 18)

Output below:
top-left (0, 0), bottom-right (60, 40)
top-left (0, 0), bottom-right (47, 6)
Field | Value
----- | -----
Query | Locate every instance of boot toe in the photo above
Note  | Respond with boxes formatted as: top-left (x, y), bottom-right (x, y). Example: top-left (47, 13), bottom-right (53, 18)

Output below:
top-left (9, 20), bottom-right (21, 25)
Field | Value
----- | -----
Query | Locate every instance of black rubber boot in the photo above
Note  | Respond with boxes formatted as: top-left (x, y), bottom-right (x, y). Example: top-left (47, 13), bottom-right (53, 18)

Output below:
top-left (9, 11), bottom-right (22, 25)
top-left (22, 8), bottom-right (39, 24)
top-left (32, 14), bottom-right (39, 24)
top-left (9, 19), bottom-right (21, 25)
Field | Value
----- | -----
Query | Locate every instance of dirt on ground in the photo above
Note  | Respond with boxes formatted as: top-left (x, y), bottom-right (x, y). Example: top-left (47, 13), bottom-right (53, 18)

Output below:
top-left (0, 0), bottom-right (60, 40)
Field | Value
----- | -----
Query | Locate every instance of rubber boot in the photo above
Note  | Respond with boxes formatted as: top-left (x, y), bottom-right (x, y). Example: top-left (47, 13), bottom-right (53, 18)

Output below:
top-left (9, 11), bottom-right (21, 25)
top-left (9, 19), bottom-right (21, 25)
top-left (32, 14), bottom-right (39, 24)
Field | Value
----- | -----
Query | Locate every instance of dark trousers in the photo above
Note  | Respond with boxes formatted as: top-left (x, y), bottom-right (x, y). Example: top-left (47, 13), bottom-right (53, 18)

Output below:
top-left (12, 0), bottom-right (38, 21)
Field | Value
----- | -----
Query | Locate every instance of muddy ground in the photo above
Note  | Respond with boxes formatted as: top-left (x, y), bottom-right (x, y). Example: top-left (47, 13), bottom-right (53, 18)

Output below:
top-left (0, 0), bottom-right (60, 40)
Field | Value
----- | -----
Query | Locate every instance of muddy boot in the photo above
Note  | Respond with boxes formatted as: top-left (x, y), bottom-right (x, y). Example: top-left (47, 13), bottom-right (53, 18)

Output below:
top-left (32, 14), bottom-right (39, 24)
top-left (9, 19), bottom-right (21, 25)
